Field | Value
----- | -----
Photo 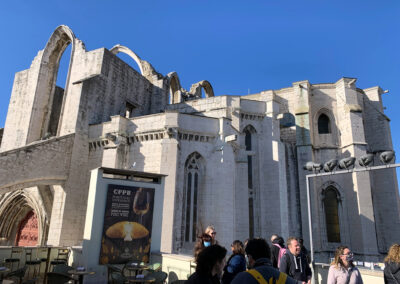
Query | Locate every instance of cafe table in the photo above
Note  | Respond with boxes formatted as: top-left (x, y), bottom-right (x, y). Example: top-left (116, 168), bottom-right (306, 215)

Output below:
top-left (68, 269), bottom-right (95, 284)
top-left (125, 275), bottom-right (155, 283)
top-left (0, 267), bottom-right (10, 280)
top-left (124, 263), bottom-right (150, 277)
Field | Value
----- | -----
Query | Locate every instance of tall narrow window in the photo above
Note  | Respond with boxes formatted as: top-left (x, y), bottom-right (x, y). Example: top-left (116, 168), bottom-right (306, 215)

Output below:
top-left (318, 114), bottom-right (331, 134)
top-left (184, 153), bottom-right (203, 242)
top-left (324, 187), bottom-right (341, 243)
top-left (244, 126), bottom-right (256, 239)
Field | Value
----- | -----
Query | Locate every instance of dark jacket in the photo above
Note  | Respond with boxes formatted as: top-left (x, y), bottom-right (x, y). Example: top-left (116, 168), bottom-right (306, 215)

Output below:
top-left (186, 272), bottom-right (220, 284)
top-left (384, 261), bottom-right (400, 284)
top-left (271, 237), bottom-right (285, 269)
top-left (279, 250), bottom-right (312, 282)
top-left (222, 254), bottom-right (246, 284)
top-left (231, 258), bottom-right (300, 284)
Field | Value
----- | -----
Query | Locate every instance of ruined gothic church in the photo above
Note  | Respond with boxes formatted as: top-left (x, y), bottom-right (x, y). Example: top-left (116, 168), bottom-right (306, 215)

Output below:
top-left (0, 25), bottom-right (399, 262)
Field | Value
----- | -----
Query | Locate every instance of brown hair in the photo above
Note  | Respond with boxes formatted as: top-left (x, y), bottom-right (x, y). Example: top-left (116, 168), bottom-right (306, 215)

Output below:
top-left (331, 246), bottom-right (354, 268)
top-left (194, 233), bottom-right (212, 260)
top-left (286, 236), bottom-right (298, 247)
top-left (384, 244), bottom-right (400, 264)
top-left (231, 240), bottom-right (245, 255)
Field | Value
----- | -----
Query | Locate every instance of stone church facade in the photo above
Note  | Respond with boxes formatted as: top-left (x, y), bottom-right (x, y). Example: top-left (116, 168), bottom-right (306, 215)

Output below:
top-left (0, 26), bottom-right (399, 261)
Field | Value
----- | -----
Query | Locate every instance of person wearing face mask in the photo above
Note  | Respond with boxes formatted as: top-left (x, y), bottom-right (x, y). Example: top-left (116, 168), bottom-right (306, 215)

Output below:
top-left (187, 244), bottom-right (227, 284)
top-left (231, 238), bottom-right (300, 284)
top-left (327, 246), bottom-right (363, 284)
top-left (194, 233), bottom-right (213, 260)
top-left (279, 237), bottom-right (312, 284)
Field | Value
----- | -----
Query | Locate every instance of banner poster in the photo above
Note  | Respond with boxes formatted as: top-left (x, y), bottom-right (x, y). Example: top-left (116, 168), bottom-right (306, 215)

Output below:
top-left (99, 184), bottom-right (155, 264)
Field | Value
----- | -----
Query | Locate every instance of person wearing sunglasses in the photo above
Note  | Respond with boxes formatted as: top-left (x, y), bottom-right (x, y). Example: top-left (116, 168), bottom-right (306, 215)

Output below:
top-left (327, 246), bottom-right (363, 284)
top-left (205, 225), bottom-right (218, 245)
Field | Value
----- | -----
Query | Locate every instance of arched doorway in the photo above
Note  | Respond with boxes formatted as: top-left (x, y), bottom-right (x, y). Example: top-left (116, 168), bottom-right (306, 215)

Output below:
top-left (15, 211), bottom-right (38, 246)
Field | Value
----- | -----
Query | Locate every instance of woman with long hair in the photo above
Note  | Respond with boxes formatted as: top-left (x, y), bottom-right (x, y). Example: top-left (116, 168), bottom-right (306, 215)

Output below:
top-left (221, 240), bottom-right (246, 284)
top-left (327, 246), bottom-right (363, 284)
top-left (187, 244), bottom-right (227, 284)
top-left (194, 233), bottom-right (213, 260)
top-left (384, 244), bottom-right (400, 284)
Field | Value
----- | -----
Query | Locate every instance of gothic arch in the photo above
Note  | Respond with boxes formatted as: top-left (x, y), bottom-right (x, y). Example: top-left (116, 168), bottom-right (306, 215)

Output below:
top-left (0, 189), bottom-right (49, 246)
top-left (110, 44), bottom-right (144, 75)
top-left (181, 152), bottom-right (205, 245)
top-left (28, 25), bottom-right (81, 141)
top-left (318, 181), bottom-right (350, 250)
top-left (166, 72), bottom-right (182, 104)
top-left (313, 108), bottom-right (338, 147)
top-left (189, 80), bottom-right (215, 98)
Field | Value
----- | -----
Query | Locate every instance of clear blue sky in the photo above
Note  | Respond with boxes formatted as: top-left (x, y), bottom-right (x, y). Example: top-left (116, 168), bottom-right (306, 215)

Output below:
top-left (0, 1), bottom-right (399, 178)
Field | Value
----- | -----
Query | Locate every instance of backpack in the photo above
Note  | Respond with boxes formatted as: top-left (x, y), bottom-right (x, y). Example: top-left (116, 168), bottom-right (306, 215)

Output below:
top-left (273, 243), bottom-right (287, 268)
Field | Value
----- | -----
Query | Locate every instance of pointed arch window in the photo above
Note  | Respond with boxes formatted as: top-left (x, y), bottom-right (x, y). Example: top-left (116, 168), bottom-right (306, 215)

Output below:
top-left (318, 113), bottom-right (331, 134)
top-left (323, 187), bottom-right (341, 243)
top-left (184, 152), bottom-right (203, 242)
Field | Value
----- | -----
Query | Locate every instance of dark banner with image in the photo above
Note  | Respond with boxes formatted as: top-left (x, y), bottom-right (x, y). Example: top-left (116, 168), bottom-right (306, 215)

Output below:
top-left (100, 184), bottom-right (155, 264)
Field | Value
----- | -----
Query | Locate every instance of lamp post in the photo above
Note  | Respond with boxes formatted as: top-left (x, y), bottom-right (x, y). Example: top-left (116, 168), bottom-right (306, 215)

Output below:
top-left (304, 151), bottom-right (398, 284)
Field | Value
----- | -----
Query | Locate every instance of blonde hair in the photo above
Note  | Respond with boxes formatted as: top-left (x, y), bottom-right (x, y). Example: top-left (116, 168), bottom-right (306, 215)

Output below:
top-left (205, 225), bottom-right (215, 235)
top-left (331, 246), bottom-right (353, 268)
top-left (385, 244), bottom-right (400, 264)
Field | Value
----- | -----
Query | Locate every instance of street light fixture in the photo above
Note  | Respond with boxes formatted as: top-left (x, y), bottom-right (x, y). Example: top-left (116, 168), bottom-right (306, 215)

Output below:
top-left (338, 157), bottom-right (356, 170)
top-left (358, 154), bottom-right (374, 167)
top-left (323, 159), bottom-right (338, 172)
top-left (380, 150), bottom-right (395, 164)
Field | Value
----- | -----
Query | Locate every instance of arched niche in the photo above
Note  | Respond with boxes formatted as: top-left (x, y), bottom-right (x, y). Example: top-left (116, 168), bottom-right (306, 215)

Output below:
top-left (29, 25), bottom-right (78, 142)
top-left (313, 108), bottom-right (338, 147)
top-left (0, 189), bottom-right (49, 246)
top-left (166, 72), bottom-right (182, 104)
top-left (110, 44), bottom-right (144, 75)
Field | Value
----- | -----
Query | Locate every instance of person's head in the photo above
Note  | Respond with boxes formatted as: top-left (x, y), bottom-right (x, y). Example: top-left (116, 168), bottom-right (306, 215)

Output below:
top-left (205, 225), bottom-right (217, 240)
top-left (200, 233), bottom-right (212, 247)
top-left (270, 234), bottom-right (278, 242)
top-left (196, 244), bottom-right (227, 276)
top-left (384, 244), bottom-right (400, 264)
top-left (331, 246), bottom-right (354, 268)
top-left (231, 240), bottom-right (245, 255)
top-left (287, 237), bottom-right (301, 256)
top-left (245, 238), bottom-right (271, 268)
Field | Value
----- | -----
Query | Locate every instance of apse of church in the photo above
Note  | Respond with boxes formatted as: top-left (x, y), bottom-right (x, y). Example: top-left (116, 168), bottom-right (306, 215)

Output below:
top-left (0, 25), bottom-right (398, 264)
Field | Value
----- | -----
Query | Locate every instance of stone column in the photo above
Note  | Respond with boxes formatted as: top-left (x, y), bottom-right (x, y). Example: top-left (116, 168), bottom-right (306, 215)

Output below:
top-left (335, 78), bottom-right (378, 257)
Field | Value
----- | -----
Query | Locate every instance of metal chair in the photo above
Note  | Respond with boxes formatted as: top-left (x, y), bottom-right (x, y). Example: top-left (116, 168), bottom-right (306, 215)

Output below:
top-left (49, 248), bottom-right (70, 272)
top-left (46, 272), bottom-right (74, 284)
top-left (110, 271), bottom-right (128, 284)
top-left (147, 271), bottom-right (168, 284)
top-left (4, 266), bottom-right (27, 284)
top-left (4, 247), bottom-right (23, 271)
top-left (106, 264), bottom-right (123, 283)
top-left (24, 248), bottom-right (41, 280)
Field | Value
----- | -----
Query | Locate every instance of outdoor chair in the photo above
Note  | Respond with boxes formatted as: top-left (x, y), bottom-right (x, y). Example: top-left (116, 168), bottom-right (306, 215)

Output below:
top-left (36, 247), bottom-right (49, 279)
top-left (4, 247), bottom-right (23, 271)
top-left (24, 248), bottom-right (41, 280)
top-left (46, 272), bottom-right (74, 284)
top-left (110, 271), bottom-right (128, 284)
top-left (48, 248), bottom-right (70, 272)
top-left (106, 264), bottom-right (123, 283)
top-left (146, 271), bottom-right (168, 284)
top-left (52, 263), bottom-right (78, 282)
top-left (4, 266), bottom-right (27, 284)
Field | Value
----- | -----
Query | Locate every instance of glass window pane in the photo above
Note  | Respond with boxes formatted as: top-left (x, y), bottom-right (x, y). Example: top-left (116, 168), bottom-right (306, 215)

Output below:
top-left (185, 173), bottom-right (192, 242)
top-left (324, 188), bottom-right (341, 242)
top-left (318, 114), bottom-right (331, 134)
top-left (192, 173), bottom-right (198, 242)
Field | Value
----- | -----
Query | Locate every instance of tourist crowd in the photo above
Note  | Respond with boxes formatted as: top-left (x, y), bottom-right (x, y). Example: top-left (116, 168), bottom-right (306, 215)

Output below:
top-left (185, 225), bottom-right (400, 284)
